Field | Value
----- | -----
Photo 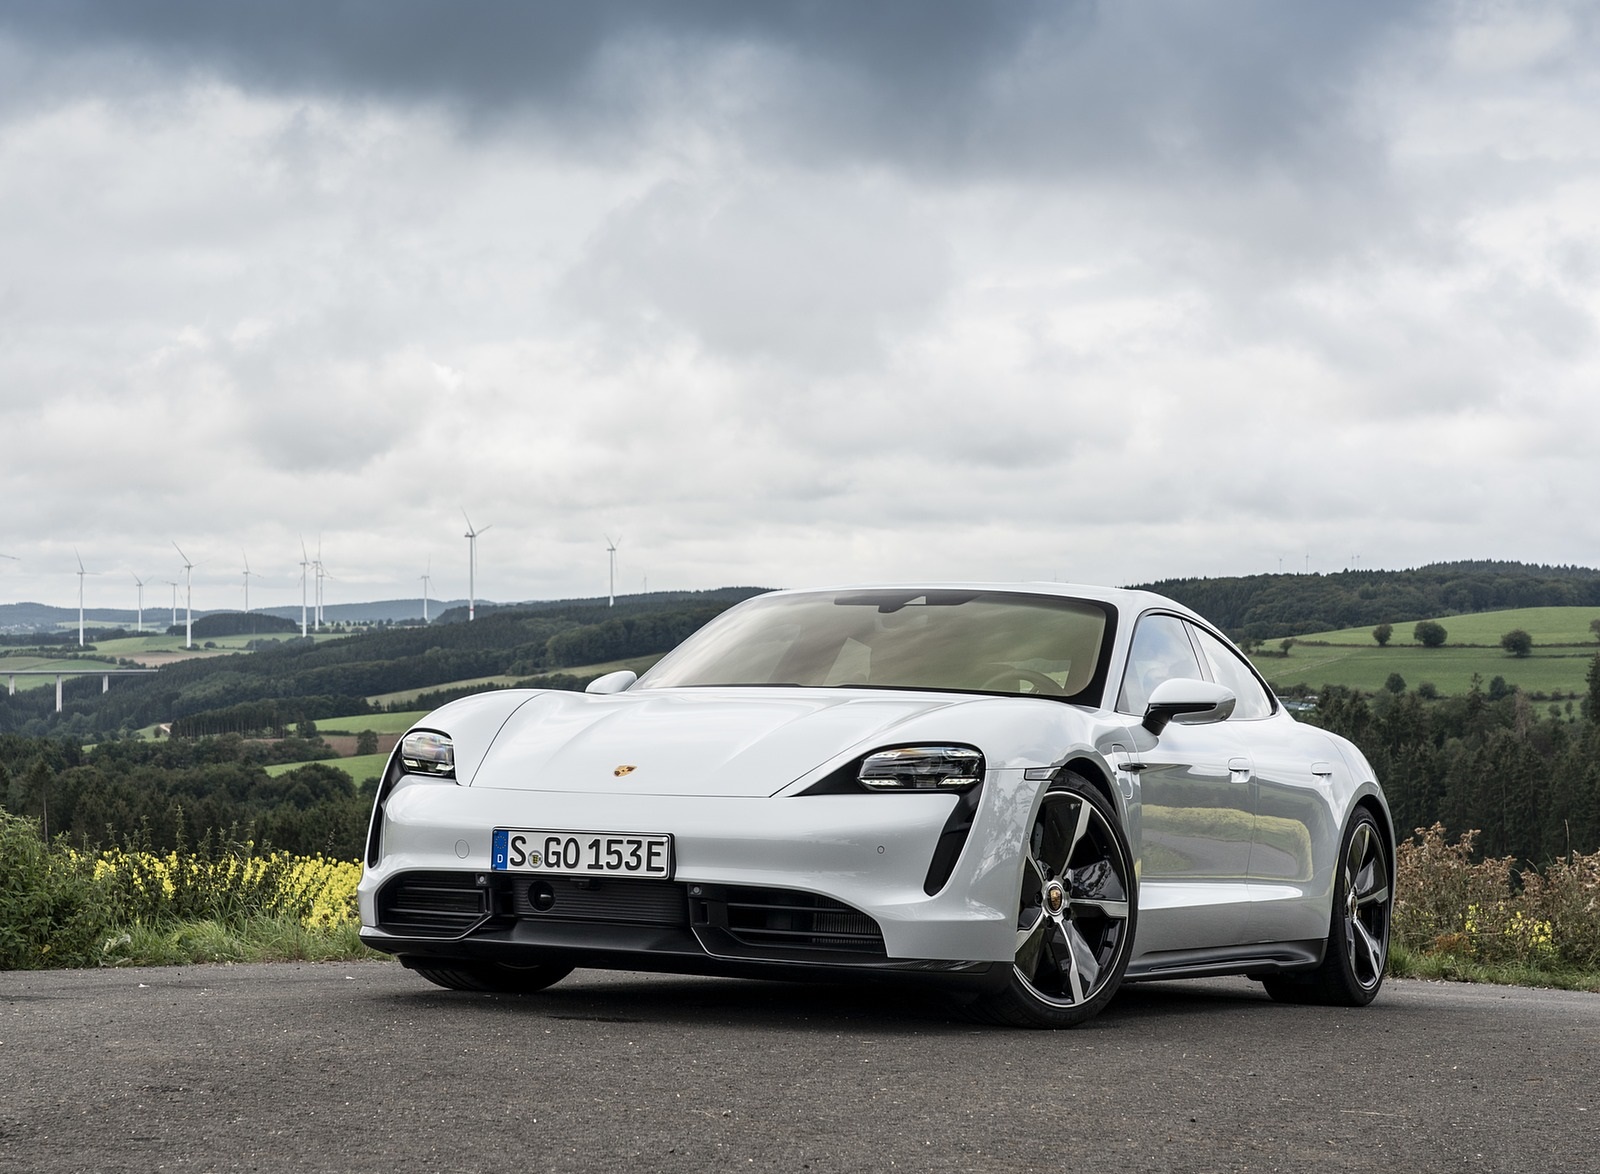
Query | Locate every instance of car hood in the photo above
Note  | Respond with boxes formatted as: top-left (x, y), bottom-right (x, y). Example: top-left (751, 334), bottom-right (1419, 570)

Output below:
top-left (463, 687), bottom-right (987, 797)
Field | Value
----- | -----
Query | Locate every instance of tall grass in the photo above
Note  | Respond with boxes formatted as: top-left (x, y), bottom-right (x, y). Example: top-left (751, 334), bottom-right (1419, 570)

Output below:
top-left (0, 811), bottom-right (366, 970)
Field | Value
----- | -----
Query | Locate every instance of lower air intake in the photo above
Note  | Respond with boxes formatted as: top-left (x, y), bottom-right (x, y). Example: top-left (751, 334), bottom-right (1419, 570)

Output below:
top-left (705, 886), bottom-right (886, 956)
top-left (376, 871), bottom-right (489, 937)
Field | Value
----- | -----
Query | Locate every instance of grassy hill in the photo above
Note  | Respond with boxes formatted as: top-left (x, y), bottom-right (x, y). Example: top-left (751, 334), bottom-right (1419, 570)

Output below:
top-left (1285, 607), bottom-right (1600, 647)
top-left (1254, 644), bottom-right (1594, 698)
top-left (1254, 606), bottom-right (1600, 698)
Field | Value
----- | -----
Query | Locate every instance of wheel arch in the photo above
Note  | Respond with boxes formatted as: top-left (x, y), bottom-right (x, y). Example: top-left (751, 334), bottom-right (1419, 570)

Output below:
top-left (1061, 755), bottom-right (1118, 819)
top-left (1352, 790), bottom-right (1397, 884)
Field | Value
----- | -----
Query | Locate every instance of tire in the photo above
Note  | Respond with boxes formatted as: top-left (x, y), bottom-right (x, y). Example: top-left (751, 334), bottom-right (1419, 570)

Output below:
top-left (971, 772), bottom-right (1137, 1028)
top-left (1262, 807), bottom-right (1391, 1007)
top-left (409, 960), bottom-right (575, 994)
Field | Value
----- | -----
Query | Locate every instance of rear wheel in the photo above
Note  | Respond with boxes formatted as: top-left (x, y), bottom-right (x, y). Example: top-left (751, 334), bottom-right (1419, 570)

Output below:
top-left (409, 960), bottom-right (574, 994)
top-left (972, 773), bottom-right (1136, 1028)
top-left (1263, 807), bottom-right (1390, 1006)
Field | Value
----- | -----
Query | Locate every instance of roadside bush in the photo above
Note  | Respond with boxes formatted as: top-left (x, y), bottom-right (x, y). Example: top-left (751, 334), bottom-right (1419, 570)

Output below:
top-left (0, 812), bottom-right (112, 969)
top-left (1518, 849), bottom-right (1600, 969)
top-left (1393, 824), bottom-right (1600, 969)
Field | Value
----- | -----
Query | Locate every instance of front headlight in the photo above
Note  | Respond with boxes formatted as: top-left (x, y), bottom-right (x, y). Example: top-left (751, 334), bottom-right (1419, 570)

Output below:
top-left (857, 745), bottom-right (984, 792)
top-left (399, 730), bottom-right (456, 778)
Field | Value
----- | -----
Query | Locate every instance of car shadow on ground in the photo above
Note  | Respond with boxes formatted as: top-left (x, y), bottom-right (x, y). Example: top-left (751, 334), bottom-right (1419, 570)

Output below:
top-left (376, 969), bottom-right (1281, 1034)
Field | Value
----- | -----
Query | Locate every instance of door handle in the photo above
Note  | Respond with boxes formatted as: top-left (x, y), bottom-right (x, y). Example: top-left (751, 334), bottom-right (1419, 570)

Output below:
top-left (1311, 760), bottom-right (1333, 778)
top-left (1228, 756), bottom-right (1253, 781)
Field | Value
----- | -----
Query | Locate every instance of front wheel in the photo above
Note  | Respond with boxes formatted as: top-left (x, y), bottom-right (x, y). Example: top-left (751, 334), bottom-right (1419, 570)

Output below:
top-left (971, 773), bottom-right (1136, 1028)
top-left (1263, 807), bottom-right (1391, 1006)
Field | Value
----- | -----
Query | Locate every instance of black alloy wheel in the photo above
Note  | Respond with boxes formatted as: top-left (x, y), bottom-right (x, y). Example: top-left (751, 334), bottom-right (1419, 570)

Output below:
top-left (973, 772), bottom-right (1136, 1028)
top-left (1263, 807), bottom-right (1391, 1006)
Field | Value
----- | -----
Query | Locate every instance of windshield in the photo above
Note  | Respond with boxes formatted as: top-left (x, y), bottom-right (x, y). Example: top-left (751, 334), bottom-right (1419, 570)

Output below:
top-left (635, 589), bottom-right (1115, 702)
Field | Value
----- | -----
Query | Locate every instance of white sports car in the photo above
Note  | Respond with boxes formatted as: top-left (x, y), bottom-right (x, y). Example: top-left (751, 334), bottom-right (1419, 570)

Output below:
top-left (358, 583), bottom-right (1393, 1027)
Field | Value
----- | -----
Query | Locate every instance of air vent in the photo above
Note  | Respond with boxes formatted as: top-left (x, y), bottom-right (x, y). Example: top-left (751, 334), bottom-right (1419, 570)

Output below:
top-left (513, 877), bottom-right (689, 927)
top-left (376, 872), bottom-right (490, 938)
top-left (693, 885), bottom-right (886, 956)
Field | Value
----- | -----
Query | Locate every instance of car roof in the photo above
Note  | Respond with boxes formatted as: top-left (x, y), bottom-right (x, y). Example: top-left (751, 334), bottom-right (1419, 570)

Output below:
top-left (755, 582), bottom-right (1205, 624)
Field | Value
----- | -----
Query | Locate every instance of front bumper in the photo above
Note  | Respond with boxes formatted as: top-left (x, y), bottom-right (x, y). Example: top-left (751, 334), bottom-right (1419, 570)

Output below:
top-left (359, 770), bottom-right (1038, 982)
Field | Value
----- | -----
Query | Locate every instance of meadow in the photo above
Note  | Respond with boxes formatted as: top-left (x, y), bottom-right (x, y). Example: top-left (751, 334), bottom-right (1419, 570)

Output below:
top-left (1255, 605), bottom-right (1600, 698)
top-left (1255, 644), bottom-right (1595, 697)
top-left (1289, 607), bottom-right (1600, 647)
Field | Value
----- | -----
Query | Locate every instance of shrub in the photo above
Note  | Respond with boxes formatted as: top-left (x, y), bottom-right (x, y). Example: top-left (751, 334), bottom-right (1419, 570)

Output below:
top-left (1414, 620), bottom-right (1448, 647)
top-left (1393, 825), bottom-right (1600, 969)
top-left (0, 812), bottom-right (113, 969)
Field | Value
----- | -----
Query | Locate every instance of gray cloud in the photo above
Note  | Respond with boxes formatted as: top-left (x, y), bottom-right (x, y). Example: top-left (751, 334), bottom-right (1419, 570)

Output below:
top-left (2, 0), bottom-right (1599, 612)
top-left (0, 0), bottom-right (1433, 181)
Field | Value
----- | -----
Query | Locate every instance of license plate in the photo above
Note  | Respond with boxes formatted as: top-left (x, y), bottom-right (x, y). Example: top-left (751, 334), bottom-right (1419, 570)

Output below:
top-left (492, 828), bottom-right (674, 879)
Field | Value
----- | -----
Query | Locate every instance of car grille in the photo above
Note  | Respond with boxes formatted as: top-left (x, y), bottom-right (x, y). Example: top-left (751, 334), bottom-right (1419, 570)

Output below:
top-left (704, 886), bottom-right (886, 956)
top-left (376, 871), bottom-right (490, 937)
top-left (512, 877), bottom-right (689, 926)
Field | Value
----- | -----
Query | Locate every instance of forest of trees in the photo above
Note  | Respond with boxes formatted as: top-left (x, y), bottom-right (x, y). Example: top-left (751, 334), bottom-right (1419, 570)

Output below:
top-left (1309, 656), bottom-right (1600, 863)
top-left (1142, 561), bottom-right (1600, 639)
top-left (0, 732), bottom-right (372, 858)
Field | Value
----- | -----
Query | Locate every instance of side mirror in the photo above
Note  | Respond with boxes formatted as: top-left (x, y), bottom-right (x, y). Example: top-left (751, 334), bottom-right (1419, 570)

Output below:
top-left (1142, 678), bottom-right (1236, 735)
top-left (585, 669), bottom-right (638, 695)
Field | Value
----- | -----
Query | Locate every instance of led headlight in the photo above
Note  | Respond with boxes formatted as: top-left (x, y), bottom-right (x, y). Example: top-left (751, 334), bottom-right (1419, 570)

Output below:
top-left (399, 730), bottom-right (456, 777)
top-left (857, 745), bottom-right (984, 792)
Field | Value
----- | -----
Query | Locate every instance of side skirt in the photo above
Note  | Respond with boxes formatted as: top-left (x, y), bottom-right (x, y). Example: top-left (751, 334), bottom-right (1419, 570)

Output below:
top-left (1123, 939), bottom-right (1324, 983)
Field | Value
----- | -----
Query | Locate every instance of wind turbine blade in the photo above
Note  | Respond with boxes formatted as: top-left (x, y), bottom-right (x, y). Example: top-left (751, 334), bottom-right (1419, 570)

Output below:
top-left (462, 507), bottom-right (475, 534)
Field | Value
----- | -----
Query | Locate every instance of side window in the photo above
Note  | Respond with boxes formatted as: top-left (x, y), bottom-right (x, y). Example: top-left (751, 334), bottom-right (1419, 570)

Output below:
top-left (1117, 613), bottom-right (1204, 715)
top-left (1190, 626), bottom-right (1275, 720)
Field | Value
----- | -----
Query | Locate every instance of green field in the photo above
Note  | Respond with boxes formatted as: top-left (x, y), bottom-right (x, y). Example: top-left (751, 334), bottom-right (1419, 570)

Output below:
top-left (1259, 606), bottom-right (1600, 697)
top-left (1255, 644), bottom-right (1595, 697)
top-left (1288, 607), bottom-right (1600, 647)
top-left (264, 752), bottom-right (390, 783)
top-left (313, 710), bottom-right (427, 734)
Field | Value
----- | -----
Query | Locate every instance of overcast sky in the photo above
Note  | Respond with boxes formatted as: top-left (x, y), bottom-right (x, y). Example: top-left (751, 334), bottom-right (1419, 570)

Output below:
top-left (2, 0), bottom-right (1597, 615)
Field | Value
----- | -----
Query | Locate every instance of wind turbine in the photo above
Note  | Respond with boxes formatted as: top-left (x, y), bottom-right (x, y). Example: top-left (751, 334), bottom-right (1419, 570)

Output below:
top-left (463, 510), bottom-right (491, 622)
top-left (241, 550), bottom-right (256, 614)
top-left (131, 573), bottom-right (145, 634)
top-left (313, 537), bottom-right (327, 630)
top-left (173, 542), bottom-right (194, 649)
top-left (162, 579), bottom-right (179, 630)
top-left (74, 548), bottom-right (91, 647)
top-left (298, 539), bottom-right (310, 637)
top-left (605, 535), bottom-right (620, 607)
top-left (420, 560), bottom-right (432, 624)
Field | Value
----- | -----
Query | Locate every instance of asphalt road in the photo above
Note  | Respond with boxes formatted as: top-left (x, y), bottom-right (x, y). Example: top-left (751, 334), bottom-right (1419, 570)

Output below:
top-left (2, 962), bottom-right (1596, 1174)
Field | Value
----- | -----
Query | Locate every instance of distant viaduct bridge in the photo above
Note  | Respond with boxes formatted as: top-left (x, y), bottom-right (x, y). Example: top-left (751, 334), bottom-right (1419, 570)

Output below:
top-left (5, 668), bottom-right (158, 712)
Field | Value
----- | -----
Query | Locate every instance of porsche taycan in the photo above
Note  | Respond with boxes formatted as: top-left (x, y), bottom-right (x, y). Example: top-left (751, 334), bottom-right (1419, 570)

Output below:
top-left (358, 584), bottom-right (1393, 1027)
